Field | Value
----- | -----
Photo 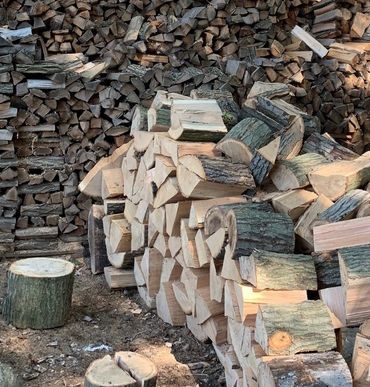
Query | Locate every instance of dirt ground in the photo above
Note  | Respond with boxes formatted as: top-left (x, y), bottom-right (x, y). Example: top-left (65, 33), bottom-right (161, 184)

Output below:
top-left (0, 258), bottom-right (224, 387)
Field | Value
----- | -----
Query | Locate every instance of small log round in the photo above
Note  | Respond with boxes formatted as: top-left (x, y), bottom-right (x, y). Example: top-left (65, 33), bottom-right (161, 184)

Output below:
top-left (2, 258), bottom-right (75, 329)
top-left (84, 355), bottom-right (136, 387)
top-left (115, 351), bottom-right (158, 387)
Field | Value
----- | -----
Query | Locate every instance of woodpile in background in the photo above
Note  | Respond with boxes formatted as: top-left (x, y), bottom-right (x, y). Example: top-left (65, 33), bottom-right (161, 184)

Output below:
top-left (2, 0), bottom-right (370, 259)
top-left (80, 82), bottom-right (370, 385)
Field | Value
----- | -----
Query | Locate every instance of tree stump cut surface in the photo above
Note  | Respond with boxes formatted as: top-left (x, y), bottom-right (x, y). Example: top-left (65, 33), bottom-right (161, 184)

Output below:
top-left (2, 258), bottom-right (75, 329)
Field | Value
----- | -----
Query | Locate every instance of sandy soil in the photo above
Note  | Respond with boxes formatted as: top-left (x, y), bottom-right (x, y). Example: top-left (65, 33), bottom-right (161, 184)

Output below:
top-left (0, 258), bottom-right (223, 386)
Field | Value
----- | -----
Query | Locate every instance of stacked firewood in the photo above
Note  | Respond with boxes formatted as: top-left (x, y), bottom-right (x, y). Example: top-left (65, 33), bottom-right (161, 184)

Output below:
top-left (80, 86), bottom-right (370, 384)
top-left (3, 0), bottom-right (370, 258)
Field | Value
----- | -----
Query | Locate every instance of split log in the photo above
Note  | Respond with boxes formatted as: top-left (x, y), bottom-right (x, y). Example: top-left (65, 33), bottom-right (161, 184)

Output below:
top-left (160, 137), bottom-right (220, 166)
top-left (84, 355), bottom-right (136, 387)
top-left (216, 117), bottom-right (276, 165)
top-left (172, 281), bottom-right (192, 315)
top-left (239, 250), bottom-right (317, 290)
top-left (272, 189), bottom-right (318, 221)
top-left (255, 301), bottom-right (336, 355)
top-left (2, 258), bottom-right (75, 329)
top-left (309, 152), bottom-right (370, 201)
top-left (258, 352), bottom-right (352, 387)
top-left (314, 217), bottom-right (370, 252)
top-left (271, 153), bottom-right (328, 191)
top-left (295, 194), bottom-right (334, 251)
top-left (101, 168), bottom-right (124, 199)
top-left (78, 141), bottom-right (132, 198)
top-left (104, 267), bottom-right (136, 289)
top-left (177, 155), bottom-right (255, 199)
top-left (318, 189), bottom-right (370, 223)
top-left (188, 196), bottom-right (246, 229)
top-left (165, 201), bottom-right (192, 236)
top-left (169, 99), bottom-right (227, 142)
top-left (156, 282), bottom-right (186, 326)
top-left (88, 205), bottom-right (109, 274)
top-left (110, 219), bottom-right (131, 254)
top-left (352, 322), bottom-right (370, 386)
top-left (250, 137), bottom-right (281, 185)
top-left (302, 132), bottom-right (358, 161)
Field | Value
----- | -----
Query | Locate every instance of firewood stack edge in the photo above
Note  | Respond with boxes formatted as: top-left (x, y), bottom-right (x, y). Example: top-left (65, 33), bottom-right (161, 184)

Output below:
top-left (80, 80), bottom-right (370, 385)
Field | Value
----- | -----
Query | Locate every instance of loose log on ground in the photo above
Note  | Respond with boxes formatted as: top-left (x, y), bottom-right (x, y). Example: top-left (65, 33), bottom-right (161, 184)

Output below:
top-left (2, 258), bottom-right (75, 329)
top-left (255, 300), bottom-right (336, 356)
top-left (84, 355), bottom-right (136, 387)
top-left (114, 352), bottom-right (157, 387)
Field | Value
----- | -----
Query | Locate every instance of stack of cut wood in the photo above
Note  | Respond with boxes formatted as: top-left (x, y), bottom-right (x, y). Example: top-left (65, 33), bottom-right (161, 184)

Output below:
top-left (3, 0), bottom-right (370, 256)
top-left (80, 87), bottom-right (370, 384)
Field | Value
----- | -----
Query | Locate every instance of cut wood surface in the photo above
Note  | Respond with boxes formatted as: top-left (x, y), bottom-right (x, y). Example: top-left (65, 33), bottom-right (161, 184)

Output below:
top-left (295, 194), bottom-right (334, 251)
top-left (255, 301), bottom-right (336, 356)
top-left (169, 100), bottom-right (227, 142)
top-left (2, 258), bottom-right (75, 329)
top-left (84, 355), bottom-right (136, 387)
top-left (272, 189), bottom-right (317, 221)
top-left (314, 217), bottom-right (370, 252)
top-left (309, 152), bottom-right (370, 201)
top-left (78, 141), bottom-right (132, 198)
top-left (188, 196), bottom-right (247, 229)
top-left (114, 351), bottom-right (157, 387)
top-left (104, 267), bottom-right (136, 289)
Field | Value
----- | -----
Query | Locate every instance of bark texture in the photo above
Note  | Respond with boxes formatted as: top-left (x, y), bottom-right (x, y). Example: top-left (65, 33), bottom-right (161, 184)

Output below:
top-left (255, 300), bottom-right (336, 356)
top-left (2, 258), bottom-right (75, 329)
top-left (227, 204), bottom-right (295, 258)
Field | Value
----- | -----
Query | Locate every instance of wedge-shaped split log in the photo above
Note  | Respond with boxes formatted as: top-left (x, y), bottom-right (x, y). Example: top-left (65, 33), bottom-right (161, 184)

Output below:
top-left (271, 153), bottom-right (328, 191)
top-left (216, 117), bottom-right (276, 165)
top-left (177, 155), bottom-right (255, 199)
top-left (169, 99), bottom-right (227, 142)
top-left (309, 152), bottom-right (370, 201)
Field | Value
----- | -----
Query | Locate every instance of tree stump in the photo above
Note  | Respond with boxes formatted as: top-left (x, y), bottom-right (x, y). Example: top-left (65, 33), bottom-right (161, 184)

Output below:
top-left (84, 355), bottom-right (136, 387)
top-left (2, 258), bottom-right (75, 329)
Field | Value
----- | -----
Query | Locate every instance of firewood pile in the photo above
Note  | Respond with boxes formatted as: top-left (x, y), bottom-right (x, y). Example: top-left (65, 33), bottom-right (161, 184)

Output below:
top-left (2, 0), bottom-right (370, 259)
top-left (79, 81), bottom-right (370, 385)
